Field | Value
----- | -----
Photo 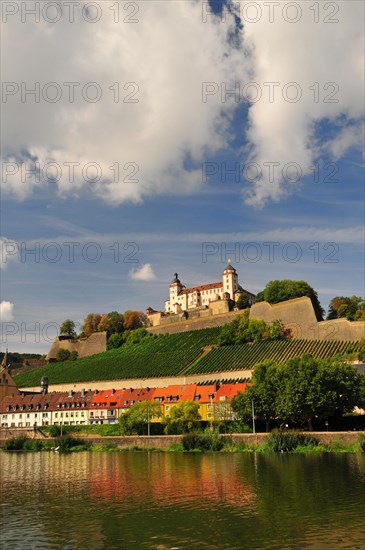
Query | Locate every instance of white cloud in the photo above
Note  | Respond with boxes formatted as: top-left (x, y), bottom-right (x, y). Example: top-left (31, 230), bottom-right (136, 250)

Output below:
top-left (240, 0), bottom-right (364, 206)
top-left (2, 1), bottom-right (363, 206)
top-left (0, 237), bottom-right (19, 270)
top-left (129, 263), bottom-right (156, 281)
top-left (2, 1), bottom-right (246, 203)
top-left (0, 301), bottom-right (14, 321)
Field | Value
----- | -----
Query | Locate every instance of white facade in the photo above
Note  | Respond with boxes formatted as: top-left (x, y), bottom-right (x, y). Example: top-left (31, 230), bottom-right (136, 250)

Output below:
top-left (164, 264), bottom-right (255, 314)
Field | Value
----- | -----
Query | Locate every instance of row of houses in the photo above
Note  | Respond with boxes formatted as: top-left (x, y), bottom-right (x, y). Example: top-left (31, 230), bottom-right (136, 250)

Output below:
top-left (0, 382), bottom-right (248, 429)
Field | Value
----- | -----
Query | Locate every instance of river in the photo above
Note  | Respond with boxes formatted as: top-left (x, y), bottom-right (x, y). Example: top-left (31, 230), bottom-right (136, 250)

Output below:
top-left (1, 451), bottom-right (364, 549)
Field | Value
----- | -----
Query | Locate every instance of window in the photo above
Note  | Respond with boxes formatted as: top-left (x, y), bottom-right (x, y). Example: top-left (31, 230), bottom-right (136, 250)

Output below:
top-left (165, 406), bottom-right (170, 411)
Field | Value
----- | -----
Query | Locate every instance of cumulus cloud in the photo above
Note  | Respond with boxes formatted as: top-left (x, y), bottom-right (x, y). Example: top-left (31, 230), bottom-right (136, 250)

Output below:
top-left (129, 263), bottom-right (156, 281)
top-left (1, 1), bottom-right (363, 206)
top-left (2, 1), bottom-right (246, 203)
top-left (0, 301), bottom-right (14, 321)
top-left (239, 0), bottom-right (364, 205)
top-left (0, 237), bottom-right (19, 270)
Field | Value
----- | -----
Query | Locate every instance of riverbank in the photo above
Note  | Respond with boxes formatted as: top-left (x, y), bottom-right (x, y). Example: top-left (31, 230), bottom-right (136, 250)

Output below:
top-left (1, 431), bottom-right (365, 453)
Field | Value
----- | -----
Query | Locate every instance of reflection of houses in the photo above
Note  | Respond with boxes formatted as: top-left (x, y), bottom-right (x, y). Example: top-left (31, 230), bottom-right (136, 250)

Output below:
top-left (147, 263), bottom-right (256, 326)
top-left (0, 379), bottom-right (248, 428)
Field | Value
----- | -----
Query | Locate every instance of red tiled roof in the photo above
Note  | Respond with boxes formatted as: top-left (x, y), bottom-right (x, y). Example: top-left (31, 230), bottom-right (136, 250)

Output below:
top-left (180, 282), bottom-right (223, 295)
top-left (90, 389), bottom-right (125, 409)
top-left (214, 383), bottom-right (248, 403)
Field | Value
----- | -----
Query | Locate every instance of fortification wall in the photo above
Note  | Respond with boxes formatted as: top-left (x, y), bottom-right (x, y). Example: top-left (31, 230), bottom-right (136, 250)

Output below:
top-left (46, 332), bottom-right (107, 360)
top-left (147, 310), bottom-right (239, 335)
top-left (250, 297), bottom-right (365, 341)
top-left (147, 297), bottom-right (364, 341)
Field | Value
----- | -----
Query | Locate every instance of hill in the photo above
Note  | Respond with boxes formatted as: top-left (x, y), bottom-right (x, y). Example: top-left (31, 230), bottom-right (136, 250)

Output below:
top-left (14, 326), bottom-right (362, 388)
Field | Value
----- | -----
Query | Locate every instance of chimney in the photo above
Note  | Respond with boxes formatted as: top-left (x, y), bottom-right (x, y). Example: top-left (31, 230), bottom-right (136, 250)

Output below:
top-left (81, 388), bottom-right (86, 397)
top-left (68, 389), bottom-right (73, 397)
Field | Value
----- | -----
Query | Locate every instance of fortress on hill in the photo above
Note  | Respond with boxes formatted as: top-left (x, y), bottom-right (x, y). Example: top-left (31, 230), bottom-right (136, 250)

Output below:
top-left (146, 263), bottom-right (256, 327)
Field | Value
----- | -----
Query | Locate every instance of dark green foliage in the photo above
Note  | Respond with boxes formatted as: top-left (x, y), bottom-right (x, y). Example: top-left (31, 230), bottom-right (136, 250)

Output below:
top-left (266, 430), bottom-right (319, 452)
top-left (48, 425), bottom-right (62, 437)
top-left (3, 436), bottom-right (44, 451)
top-left (60, 319), bottom-right (77, 339)
top-left (56, 348), bottom-right (71, 362)
top-left (106, 333), bottom-right (125, 350)
top-left (327, 296), bottom-right (364, 321)
top-left (55, 435), bottom-right (89, 451)
top-left (3, 436), bottom-right (29, 450)
top-left (256, 279), bottom-right (324, 321)
top-left (181, 433), bottom-right (227, 451)
top-left (217, 311), bottom-right (286, 347)
top-left (236, 292), bottom-right (251, 309)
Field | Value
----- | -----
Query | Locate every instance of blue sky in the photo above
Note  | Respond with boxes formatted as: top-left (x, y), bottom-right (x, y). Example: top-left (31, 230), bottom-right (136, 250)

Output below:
top-left (1, 1), bottom-right (364, 353)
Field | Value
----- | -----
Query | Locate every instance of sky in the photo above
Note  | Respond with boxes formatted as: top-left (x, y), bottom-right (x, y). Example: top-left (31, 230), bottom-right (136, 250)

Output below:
top-left (1, 0), bottom-right (364, 353)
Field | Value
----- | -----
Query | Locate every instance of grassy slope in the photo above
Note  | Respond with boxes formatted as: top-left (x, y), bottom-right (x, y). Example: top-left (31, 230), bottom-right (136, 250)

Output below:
top-left (14, 328), bottom-right (221, 387)
top-left (14, 329), bottom-right (361, 388)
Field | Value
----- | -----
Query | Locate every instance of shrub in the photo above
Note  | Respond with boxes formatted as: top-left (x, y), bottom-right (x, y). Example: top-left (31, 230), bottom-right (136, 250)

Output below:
top-left (266, 430), bottom-right (319, 452)
top-left (48, 425), bottom-right (62, 437)
top-left (3, 436), bottom-right (29, 450)
top-left (181, 433), bottom-right (226, 452)
top-left (56, 435), bottom-right (89, 452)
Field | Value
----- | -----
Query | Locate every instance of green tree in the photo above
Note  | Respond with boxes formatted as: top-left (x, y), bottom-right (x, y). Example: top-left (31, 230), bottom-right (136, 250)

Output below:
top-left (327, 296), bottom-right (364, 321)
top-left (256, 280), bottom-right (324, 321)
top-left (218, 311), bottom-right (286, 346)
top-left (106, 333), bottom-right (125, 350)
top-left (124, 327), bottom-right (150, 346)
top-left (163, 400), bottom-right (201, 434)
top-left (107, 311), bottom-right (125, 334)
top-left (236, 292), bottom-right (250, 310)
top-left (276, 356), bottom-right (362, 429)
top-left (56, 348), bottom-right (71, 362)
top-left (119, 401), bottom-right (162, 435)
top-left (59, 319), bottom-right (77, 339)
top-left (231, 362), bottom-right (279, 432)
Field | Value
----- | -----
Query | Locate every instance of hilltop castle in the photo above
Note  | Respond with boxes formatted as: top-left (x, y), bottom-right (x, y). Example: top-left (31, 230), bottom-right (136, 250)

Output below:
top-left (164, 263), bottom-right (255, 314)
top-left (146, 263), bottom-right (256, 327)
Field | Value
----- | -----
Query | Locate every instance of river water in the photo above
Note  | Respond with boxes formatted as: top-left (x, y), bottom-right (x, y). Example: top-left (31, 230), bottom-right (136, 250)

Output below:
top-left (1, 451), bottom-right (364, 549)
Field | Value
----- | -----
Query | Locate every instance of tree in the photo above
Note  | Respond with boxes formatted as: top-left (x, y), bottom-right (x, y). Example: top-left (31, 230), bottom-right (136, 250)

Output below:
top-left (231, 362), bottom-right (279, 432)
top-left (163, 400), bottom-right (201, 434)
top-left (218, 311), bottom-right (286, 346)
top-left (327, 296), bottom-right (364, 321)
top-left (276, 356), bottom-right (362, 429)
top-left (106, 333), bottom-right (125, 350)
top-left (123, 310), bottom-right (147, 330)
top-left (69, 351), bottom-right (78, 361)
top-left (124, 327), bottom-right (150, 346)
top-left (236, 292), bottom-right (250, 310)
top-left (118, 401), bottom-right (162, 435)
top-left (83, 313), bottom-right (102, 337)
top-left (59, 319), bottom-right (76, 339)
top-left (256, 280), bottom-right (324, 321)
top-left (56, 348), bottom-right (71, 362)
top-left (106, 311), bottom-right (125, 334)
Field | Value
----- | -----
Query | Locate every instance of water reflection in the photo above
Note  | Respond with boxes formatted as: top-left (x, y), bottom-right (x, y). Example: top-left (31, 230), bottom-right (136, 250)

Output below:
top-left (1, 452), bottom-right (364, 549)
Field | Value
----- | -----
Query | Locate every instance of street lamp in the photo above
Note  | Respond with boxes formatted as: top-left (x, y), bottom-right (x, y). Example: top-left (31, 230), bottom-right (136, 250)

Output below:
top-left (147, 401), bottom-right (150, 437)
top-left (251, 399), bottom-right (256, 434)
